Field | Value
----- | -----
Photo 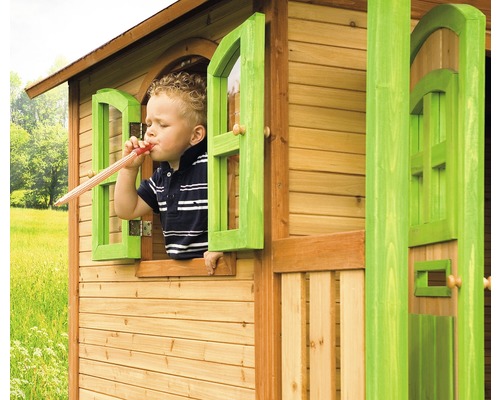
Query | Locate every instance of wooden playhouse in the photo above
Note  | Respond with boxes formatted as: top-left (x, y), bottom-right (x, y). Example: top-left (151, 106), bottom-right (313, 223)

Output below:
top-left (26, 0), bottom-right (491, 399)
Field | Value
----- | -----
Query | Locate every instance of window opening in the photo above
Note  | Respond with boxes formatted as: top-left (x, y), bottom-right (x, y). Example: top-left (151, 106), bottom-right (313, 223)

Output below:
top-left (148, 60), bottom-right (210, 261)
top-left (91, 89), bottom-right (141, 260)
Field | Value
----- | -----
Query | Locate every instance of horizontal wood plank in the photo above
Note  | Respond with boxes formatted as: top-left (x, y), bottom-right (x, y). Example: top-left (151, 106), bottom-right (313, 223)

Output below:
top-left (289, 2), bottom-right (368, 28)
top-left (80, 359), bottom-right (255, 400)
top-left (290, 192), bottom-right (365, 218)
top-left (79, 313), bottom-right (254, 345)
top-left (289, 41), bottom-right (366, 71)
top-left (79, 280), bottom-right (254, 301)
top-left (289, 126), bottom-right (365, 155)
top-left (79, 297), bottom-right (254, 323)
top-left (80, 387), bottom-right (123, 400)
top-left (289, 62), bottom-right (366, 91)
top-left (79, 327), bottom-right (255, 367)
top-left (289, 214), bottom-right (365, 236)
top-left (80, 343), bottom-right (255, 389)
top-left (289, 83), bottom-right (366, 113)
top-left (79, 258), bottom-right (254, 282)
top-left (289, 104), bottom-right (365, 134)
top-left (289, 18), bottom-right (366, 50)
top-left (289, 170), bottom-right (365, 197)
top-left (290, 148), bottom-right (365, 175)
top-left (136, 253), bottom-right (236, 277)
top-left (273, 231), bottom-right (365, 273)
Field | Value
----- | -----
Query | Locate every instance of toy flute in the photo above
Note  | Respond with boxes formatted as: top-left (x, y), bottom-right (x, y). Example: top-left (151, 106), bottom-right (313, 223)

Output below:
top-left (54, 144), bottom-right (153, 206)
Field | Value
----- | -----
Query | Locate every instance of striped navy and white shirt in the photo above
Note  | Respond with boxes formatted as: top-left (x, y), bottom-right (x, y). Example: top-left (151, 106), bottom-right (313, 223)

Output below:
top-left (137, 140), bottom-right (208, 260)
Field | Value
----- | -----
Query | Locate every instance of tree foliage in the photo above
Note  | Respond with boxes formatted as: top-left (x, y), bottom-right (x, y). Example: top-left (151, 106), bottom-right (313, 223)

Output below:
top-left (10, 68), bottom-right (69, 208)
top-left (26, 123), bottom-right (68, 208)
top-left (10, 123), bottom-right (30, 194)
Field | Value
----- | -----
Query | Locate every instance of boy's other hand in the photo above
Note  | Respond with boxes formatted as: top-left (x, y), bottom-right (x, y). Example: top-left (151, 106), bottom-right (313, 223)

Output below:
top-left (203, 251), bottom-right (224, 275)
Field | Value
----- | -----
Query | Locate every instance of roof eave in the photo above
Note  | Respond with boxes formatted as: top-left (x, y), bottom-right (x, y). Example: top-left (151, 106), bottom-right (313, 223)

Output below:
top-left (25, 0), bottom-right (209, 99)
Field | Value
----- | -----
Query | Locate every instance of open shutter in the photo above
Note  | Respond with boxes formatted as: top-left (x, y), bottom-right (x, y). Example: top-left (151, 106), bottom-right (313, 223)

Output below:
top-left (408, 5), bottom-right (486, 399)
top-left (92, 88), bottom-right (142, 260)
top-left (207, 12), bottom-right (265, 251)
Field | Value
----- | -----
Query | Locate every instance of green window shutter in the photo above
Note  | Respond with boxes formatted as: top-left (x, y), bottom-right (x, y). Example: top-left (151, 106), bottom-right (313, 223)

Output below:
top-left (91, 88), bottom-right (142, 260)
top-left (409, 69), bottom-right (458, 246)
top-left (207, 12), bottom-right (265, 251)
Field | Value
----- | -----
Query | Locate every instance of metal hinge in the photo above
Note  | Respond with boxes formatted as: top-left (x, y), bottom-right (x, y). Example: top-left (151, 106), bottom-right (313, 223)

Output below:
top-left (129, 122), bottom-right (148, 139)
top-left (129, 220), bottom-right (152, 237)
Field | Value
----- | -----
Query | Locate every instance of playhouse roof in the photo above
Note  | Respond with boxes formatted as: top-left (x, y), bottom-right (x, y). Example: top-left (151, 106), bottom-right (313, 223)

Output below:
top-left (25, 0), bottom-right (206, 99)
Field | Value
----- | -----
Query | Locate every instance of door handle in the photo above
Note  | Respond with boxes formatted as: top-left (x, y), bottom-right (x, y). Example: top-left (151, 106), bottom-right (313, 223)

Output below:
top-left (484, 276), bottom-right (491, 291)
top-left (446, 275), bottom-right (462, 289)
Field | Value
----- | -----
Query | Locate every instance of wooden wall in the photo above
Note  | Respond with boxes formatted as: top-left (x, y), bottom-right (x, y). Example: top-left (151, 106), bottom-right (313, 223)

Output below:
top-left (73, 1), bottom-right (258, 399)
top-left (287, 3), bottom-right (367, 398)
top-left (286, 1), bottom-right (490, 399)
top-left (288, 2), bottom-right (367, 237)
top-left (293, 0), bottom-right (491, 51)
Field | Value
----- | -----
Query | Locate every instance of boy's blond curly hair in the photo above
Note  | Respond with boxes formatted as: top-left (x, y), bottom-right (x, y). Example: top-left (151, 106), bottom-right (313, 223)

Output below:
top-left (148, 72), bottom-right (207, 127)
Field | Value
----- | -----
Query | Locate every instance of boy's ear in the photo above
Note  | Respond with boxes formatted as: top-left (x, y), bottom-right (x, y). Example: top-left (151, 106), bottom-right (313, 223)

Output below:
top-left (190, 124), bottom-right (206, 146)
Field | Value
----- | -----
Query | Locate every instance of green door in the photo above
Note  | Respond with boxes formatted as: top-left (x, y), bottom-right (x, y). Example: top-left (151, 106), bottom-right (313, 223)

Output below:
top-left (408, 5), bottom-right (485, 399)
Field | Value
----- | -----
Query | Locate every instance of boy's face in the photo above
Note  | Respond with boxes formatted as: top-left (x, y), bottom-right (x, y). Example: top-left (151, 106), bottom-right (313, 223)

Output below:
top-left (144, 93), bottom-right (197, 170)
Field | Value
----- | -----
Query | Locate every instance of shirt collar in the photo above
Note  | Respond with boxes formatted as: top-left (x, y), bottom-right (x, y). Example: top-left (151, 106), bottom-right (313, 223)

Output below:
top-left (160, 138), bottom-right (207, 173)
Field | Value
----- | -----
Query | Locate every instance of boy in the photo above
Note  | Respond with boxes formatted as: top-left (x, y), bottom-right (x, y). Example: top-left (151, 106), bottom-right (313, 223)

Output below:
top-left (114, 72), bottom-right (222, 275)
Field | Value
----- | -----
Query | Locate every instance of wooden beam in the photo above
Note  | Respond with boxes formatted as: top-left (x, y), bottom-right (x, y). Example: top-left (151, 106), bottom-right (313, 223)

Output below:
top-left (253, 0), bottom-right (289, 398)
top-left (135, 253), bottom-right (236, 277)
top-left (272, 231), bottom-right (365, 273)
top-left (67, 79), bottom-right (80, 400)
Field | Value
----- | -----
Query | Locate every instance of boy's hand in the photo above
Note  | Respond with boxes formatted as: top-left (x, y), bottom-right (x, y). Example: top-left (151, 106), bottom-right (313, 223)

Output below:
top-left (123, 137), bottom-right (151, 169)
top-left (203, 251), bottom-right (224, 275)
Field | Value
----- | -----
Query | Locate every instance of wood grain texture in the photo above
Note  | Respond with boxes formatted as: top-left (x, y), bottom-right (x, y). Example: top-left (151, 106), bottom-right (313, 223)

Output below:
top-left (273, 231), bottom-right (365, 273)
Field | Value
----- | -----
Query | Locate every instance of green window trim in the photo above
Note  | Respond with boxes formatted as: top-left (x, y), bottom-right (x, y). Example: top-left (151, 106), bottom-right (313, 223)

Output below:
top-left (91, 88), bottom-right (142, 260)
top-left (409, 69), bottom-right (458, 247)
top-left (207, 12), bottom-right (265, 251)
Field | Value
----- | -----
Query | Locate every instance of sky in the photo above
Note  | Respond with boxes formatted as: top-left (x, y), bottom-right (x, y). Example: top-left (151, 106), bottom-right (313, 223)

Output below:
top-left (10, 0), bottom-right (179, 84)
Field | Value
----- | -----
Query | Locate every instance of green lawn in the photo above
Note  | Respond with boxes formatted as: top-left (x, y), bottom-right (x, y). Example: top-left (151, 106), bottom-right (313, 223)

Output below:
top-left (10, 208), bottom-right (69, 399)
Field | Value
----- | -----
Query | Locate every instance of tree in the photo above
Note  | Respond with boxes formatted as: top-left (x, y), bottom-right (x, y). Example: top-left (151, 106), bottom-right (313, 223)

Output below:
top-left (10, 62), bottom-right (70, 208)
top-left (25, 123), bottom-right (68, 208)
top-left (10, 72), bottom-right (39, 133)
top-left (11, 71), bottom-right (68, 132)
top-left (10, 123), bottom-right (30, 193)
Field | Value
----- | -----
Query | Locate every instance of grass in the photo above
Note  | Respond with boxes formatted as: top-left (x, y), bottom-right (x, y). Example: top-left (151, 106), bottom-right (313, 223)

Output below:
top-left (10, 208), bottom-right (69, 399)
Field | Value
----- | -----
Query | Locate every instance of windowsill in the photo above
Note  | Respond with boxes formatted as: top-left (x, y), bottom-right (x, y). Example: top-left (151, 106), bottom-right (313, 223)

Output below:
top-left (135, 253), bottom-right (236, 278)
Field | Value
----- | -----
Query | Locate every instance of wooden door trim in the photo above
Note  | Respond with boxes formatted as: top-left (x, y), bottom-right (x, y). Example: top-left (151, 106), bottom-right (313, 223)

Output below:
top-left (273, 230), bottom-right (365, 273)
top-left (136, 37), bottom-right (218, 103)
